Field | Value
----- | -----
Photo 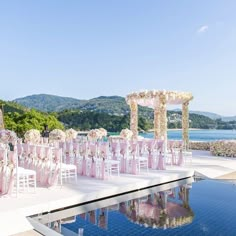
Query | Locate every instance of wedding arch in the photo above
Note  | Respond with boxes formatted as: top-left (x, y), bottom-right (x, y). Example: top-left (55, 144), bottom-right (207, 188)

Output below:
top-left (126, 90), bottom-right (193, 149)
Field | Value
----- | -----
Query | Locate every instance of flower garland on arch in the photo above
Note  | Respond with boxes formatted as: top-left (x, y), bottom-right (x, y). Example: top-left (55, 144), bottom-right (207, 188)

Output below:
top-left (126, 90), bottom-right (193, 107)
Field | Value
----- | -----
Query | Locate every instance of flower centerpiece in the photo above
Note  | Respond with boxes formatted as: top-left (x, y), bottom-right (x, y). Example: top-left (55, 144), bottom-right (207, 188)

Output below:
top-left (24, 129), bottom-right (41, 144)
top-left (0, 129), bottom-right (17, 144)
top-left (99, 128), bottom-right (107, 138)
top-left (120, 128), bottom-right (133, 140)
top-left (65, 128), bottom-right (78, 141)
top-left (49, 129), bottom-right (66, 142)
top-left (87, 129), bottom-right (99, 141)
top-left (87, 128), bottom-right (107, 141)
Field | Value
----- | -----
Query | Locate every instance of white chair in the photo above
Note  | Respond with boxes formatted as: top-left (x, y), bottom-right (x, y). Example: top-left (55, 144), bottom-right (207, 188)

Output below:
top-left (95, 158), bottom-right (120, 179)
top-left (53, 148), bottom-right (77, 184)
top-left (8, 150), bottom-right (37, 196)
top-left (128, 142), bottom-right (148, 174)
top-left (105, 159), bottom-right (120, 176)
top-left (183, 150), bottom-right (192, 165)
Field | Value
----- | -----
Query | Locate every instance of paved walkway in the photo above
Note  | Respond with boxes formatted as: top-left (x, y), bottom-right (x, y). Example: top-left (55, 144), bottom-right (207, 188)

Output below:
top-left (189, 150), bottom-right (236, 179)
top-left (12, 231), bottom-right (42, 236)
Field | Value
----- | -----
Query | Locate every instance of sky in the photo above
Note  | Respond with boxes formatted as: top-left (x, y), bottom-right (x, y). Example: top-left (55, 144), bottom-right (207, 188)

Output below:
top-left (0, 0), bottom-right (236, 116)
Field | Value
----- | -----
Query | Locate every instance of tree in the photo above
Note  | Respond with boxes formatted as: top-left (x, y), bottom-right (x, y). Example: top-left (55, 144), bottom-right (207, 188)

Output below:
top-left (4, 110), bottom-right (64, 137)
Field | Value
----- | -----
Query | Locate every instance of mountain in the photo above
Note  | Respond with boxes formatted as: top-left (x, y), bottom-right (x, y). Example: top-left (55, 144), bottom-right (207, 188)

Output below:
top-left (79, 96), bottom-right (130, 115)
top-left (190, 111), bottom-right (236, 122)
top-left (0, 99), bottom-right (28, 114)
top-left (14, 94), bottom-right (236, 121)
top-left (14, 94), bottom-right (153, 117)
top-left (172, 109), bottom-right (236, 122)
top-left (221, 116), bottom-right (236, 122)
top-left (189, 111), bottom-right (222, 120)
top-left (14, 94), bottom-right (86, 112)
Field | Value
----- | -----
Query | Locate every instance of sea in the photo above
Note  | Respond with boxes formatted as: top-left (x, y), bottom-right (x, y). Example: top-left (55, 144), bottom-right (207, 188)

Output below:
top-left (141, 129), bottom-right (236, 142)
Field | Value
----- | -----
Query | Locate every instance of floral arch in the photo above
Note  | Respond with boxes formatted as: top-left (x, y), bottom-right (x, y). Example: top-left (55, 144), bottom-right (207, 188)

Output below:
top-left (126, 90), bottom-right (193, 149)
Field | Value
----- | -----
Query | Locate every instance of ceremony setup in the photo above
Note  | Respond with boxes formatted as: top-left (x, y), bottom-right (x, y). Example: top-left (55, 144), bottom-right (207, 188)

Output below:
top-left (0, 90), bottom-right (194, 197)
top-left (0, 90), bottom-right (236, 236)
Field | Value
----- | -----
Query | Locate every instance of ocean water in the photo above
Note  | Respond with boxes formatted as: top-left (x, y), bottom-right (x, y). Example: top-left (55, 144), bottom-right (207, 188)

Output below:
top-left (141, 129), bottom-right (236, 142)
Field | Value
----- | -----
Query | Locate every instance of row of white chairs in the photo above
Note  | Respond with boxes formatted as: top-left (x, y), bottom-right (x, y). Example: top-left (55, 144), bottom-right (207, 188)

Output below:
top-left (17, 144), bottom-right (77, 187)
top-left (0, 147), bottom-right (36, 196)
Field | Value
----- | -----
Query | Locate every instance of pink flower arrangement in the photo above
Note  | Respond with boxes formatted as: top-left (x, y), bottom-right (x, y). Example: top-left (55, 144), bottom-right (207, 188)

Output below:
top-left (0, 129), bottom-right (17, 144)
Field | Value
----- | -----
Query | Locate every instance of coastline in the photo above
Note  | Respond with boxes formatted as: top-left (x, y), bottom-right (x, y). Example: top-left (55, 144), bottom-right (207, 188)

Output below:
top-left (147, 128), bottom-right (203, 132)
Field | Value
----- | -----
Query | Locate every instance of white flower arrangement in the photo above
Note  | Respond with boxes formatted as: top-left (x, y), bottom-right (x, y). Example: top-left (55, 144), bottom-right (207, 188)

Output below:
top-left (87, 128), bottom-right (107, 141)
top-left (0, 129), bottom-right (17, 144)
top-left (87, 129), bottom-right (99, 141)
top-left (49, 129), bottom-right (66, 142)
top-left (24, 129), bottom-right (41, 144)
top-left (120, 128), bottom-right (133, 140)
top-left (99, 128), bottom-right (107, 137)
top-left (65, 128), bottom-right (78, 140)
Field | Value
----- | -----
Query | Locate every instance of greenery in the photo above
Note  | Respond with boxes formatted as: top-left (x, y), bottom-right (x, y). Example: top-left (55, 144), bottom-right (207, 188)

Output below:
top-left (1, 100), bottom-right (64, 137)
top-left (56, 109), bottom-right (152, 132)
top-left (1, 95), bottom-right (236, 136)
top-left (0, 99), bottom-right (28, 114)
top-left (215, 119), bottom-right (236, 130)
top-left (14, 94), bottom-right (154, 118)
top-left (167, 112), bottom-right (217, 129)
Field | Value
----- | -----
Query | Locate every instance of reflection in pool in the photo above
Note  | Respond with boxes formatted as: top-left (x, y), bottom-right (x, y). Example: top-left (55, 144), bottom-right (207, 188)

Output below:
top-left (33, 178), bottom-right (236, 235)
top-left (119, 185), bottom-right (193, 229)
top-left (35, 178), bottom-right (195, 235)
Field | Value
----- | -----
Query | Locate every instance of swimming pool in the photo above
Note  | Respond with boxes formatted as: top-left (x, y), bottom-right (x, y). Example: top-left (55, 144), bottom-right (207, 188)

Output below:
top-left (34, 178), bottom-right (236, 235)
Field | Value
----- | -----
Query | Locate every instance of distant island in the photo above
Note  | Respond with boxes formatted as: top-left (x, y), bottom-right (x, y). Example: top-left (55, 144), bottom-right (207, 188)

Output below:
top-left (0, 94), bottom-right (236, 137)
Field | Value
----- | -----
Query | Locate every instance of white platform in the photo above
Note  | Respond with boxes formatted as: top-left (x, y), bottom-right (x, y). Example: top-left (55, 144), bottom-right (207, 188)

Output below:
top-left (0, 169), bottom-right (192, 236)
top-left (1, 150), bottom-right (236, 236)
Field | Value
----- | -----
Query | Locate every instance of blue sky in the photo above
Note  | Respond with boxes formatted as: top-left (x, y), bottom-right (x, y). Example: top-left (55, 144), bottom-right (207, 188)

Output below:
top-left (0, 1), bottom-right (235, 116)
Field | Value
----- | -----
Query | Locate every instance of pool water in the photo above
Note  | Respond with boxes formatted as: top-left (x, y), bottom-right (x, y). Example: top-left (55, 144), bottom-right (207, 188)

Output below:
top-left (43, 178), bottom-right (236, 236)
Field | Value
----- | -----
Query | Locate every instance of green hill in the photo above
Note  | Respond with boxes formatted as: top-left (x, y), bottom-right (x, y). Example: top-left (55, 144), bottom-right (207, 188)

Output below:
top-left (14, 94), bottom-right (153, 118)
top-left (12, 94), bottom-right (236, 130)
top-left (14, 94), bottom-right (86, 112)
top-left (0, 99), bottom-right (28, 114)
top-left (0, 99), bottom-right (64, 136)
